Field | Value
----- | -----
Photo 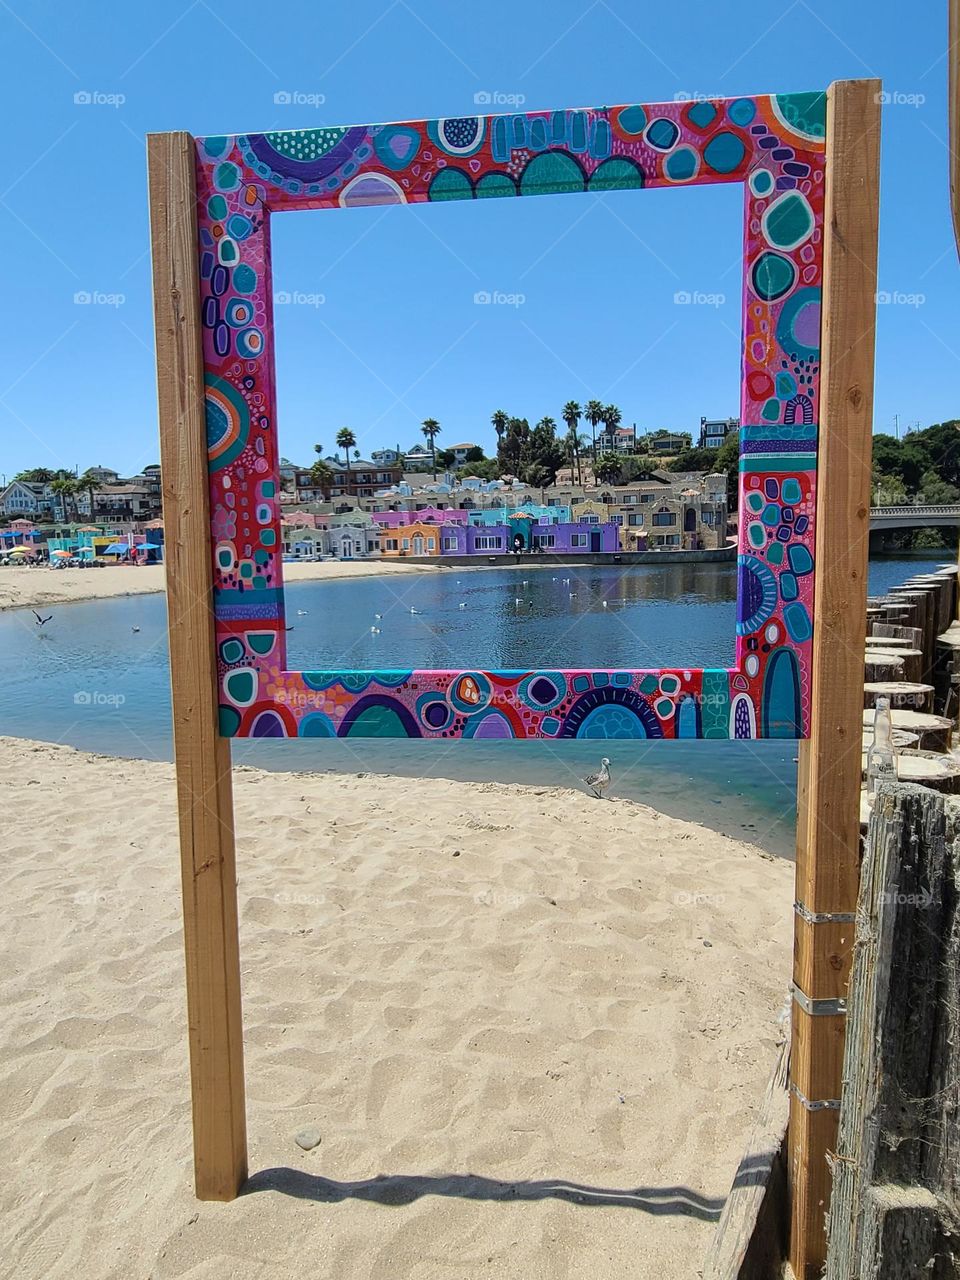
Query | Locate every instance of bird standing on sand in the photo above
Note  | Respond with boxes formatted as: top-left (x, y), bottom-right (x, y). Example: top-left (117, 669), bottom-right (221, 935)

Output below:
top-left (582, 757), bottom-right (611, 799)
top-left (32, 611), bottom-right (52, 627)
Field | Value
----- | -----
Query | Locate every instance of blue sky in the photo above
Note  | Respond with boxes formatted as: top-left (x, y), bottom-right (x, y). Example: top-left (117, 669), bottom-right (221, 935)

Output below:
top-left (0, 0), bottom-right (956, 480)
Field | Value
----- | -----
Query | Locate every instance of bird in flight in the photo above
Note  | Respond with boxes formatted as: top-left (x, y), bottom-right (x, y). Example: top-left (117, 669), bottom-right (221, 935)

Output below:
top-left (582, 757), bottom-right (611, 800)
top-left (32, 611), bottom-right (52, 626)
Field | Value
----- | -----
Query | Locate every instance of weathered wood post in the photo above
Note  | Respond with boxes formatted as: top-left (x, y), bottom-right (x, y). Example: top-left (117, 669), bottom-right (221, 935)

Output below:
top-left (825, 782), bottom-right (960, 1278)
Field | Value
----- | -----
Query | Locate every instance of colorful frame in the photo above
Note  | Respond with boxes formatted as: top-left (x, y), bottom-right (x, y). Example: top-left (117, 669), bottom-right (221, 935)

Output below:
top-left (195, 92), bottom-right (826, 741)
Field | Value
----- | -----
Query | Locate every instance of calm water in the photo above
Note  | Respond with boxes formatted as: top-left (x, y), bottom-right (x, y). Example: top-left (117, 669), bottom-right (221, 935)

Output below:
top-left (0, 555), bottom-right (947, 860)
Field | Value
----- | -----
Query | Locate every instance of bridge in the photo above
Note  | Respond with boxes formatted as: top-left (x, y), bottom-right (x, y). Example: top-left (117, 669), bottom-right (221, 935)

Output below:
top-left (870, 504), bottom-right (960, 531)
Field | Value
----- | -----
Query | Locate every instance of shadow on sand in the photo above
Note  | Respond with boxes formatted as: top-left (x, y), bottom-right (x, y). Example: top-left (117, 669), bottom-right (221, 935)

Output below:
top-left (243, 1165), bottom-right (739, 1222)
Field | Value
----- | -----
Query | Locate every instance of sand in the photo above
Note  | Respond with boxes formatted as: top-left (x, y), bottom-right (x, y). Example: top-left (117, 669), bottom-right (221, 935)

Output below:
top-left (0, 559), bottom-right (438, 613)
top-left (0, 736), bottom-right (793, 1280)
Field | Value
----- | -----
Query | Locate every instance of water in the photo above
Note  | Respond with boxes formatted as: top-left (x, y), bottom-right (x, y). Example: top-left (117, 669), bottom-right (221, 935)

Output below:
top-left (0, 556), bottom-right (946, 861)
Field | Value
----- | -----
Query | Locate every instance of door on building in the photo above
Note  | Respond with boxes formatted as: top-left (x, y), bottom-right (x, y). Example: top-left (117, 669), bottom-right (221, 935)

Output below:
top-left (413, 535), bottom-right (424, 556)
top-left (590, 530), bottom-right (602, 552)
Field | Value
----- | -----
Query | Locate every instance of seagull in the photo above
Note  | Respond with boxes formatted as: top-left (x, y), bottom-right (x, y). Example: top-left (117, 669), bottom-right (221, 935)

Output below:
top-left (284, 625), bottom-right (295, 632)
top-left (459, 602), bottom-right (466, 609)
top-left (132, 625), bottom-right (140, 633)
top-left (582, 757), bottom-right (611, 800)
top-left (409, 607), bottom-right (421, 614)
top-left (297, 609), bottom-right (308, 616)
top-left (370, 626), bottom-right (381, 634)
top-left (602, 601), bottom-right (608, 608)
top-left (32, 611), bottom-right (52, 626)
top-left (374, 613), bottom-right (382, 620)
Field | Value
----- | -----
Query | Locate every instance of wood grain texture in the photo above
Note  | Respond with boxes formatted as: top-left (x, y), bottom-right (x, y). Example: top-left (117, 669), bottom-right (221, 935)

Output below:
top-left (705, 1022), bottom-right (791, 1280)
top-left (789, 78), bottom-right (881, 1280)
top-left (825, 785), bottom-right (959, 1278)
top-left (951, 0), bottom-right (960, 259)
top-left (147, 131), bottom-right (247, 1201)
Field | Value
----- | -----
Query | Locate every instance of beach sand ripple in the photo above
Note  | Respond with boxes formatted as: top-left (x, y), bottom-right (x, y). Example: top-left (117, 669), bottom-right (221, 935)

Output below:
top-left (0, 736), bottom-right (792, 1279)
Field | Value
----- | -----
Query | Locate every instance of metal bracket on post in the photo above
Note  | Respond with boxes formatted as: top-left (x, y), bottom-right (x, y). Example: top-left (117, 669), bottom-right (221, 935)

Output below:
top-left (792, 983), bottom-right (847, 1018)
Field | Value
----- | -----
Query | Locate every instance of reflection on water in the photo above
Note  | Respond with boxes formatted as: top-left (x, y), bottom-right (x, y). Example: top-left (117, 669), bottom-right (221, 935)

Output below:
top-left (0, 556), bottom-right (944, 862)
top-left (284, 561), bottom-right (737, 672)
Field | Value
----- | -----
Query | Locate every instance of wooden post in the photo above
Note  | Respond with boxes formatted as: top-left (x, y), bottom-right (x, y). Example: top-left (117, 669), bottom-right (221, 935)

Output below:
top-left (147, 131), bottom-right (247, 1200)
top-left (789, 79), bottom-right (881, 1279)
top-left (951, 0), bottom-right (960, 260)
top-left (824, 784), bottom-right (959, 1277)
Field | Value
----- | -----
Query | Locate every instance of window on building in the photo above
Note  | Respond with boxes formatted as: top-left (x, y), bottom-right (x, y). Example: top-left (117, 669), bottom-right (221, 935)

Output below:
top-left (385, 539), bottom-right (398, 550)
top-left (622, 494), bottom-right (637, 505)
top-left (571, 533), bottom-right (586, 547)
top-left (474, 534), bottom-right (502, 550)
top-left (610, 514), bottom-right (623, 526)
top-left (628, 513), bottom-right (643, 527)
top-left (533, 533), bottom-right (556, 548)
top-left (652, 511), bottom-right (676, 527)
top-left (402, 538), bottom-right (410, 549)
top-left (582, 514), bottom-right (600, 524)
top-left (442, 536), bottom-right (458, 551)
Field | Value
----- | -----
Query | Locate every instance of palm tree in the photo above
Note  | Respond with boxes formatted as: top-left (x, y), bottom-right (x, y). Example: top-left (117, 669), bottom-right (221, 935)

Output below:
top-left (77, 469), bottom-right (102, 522)
top-left (313, 442), bottom-right (324, 458)
top-left (50, 475), bottom-right (78, 524)
top-left (603, 403), bottom-right (622, 437)
top-left (421, 418), bottom-right (441, 479)
top-left (595, 453), bottom-right (623, 485)
top-left (584, 400), bottom-right (605, 463)
top-left (562, 401), bottom-right (582, 483)
top-left (309, 459), bottom-right (334, 499)
top-left (335, 428), bottom-right (356, 470)
top-left (491, 409), bottom-right (509, 456)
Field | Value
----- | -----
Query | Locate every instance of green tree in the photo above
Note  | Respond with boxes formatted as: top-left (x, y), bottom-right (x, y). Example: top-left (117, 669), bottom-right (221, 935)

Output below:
top-left (464, 445), bottom-right (485, 463)
top-left (562, 401), bottom-right (582, 483)
top-left (584, 400), bottom-right (605, 461)
top-left (667, 447), bottom-right (720, 473)
top-left (77, 469), bottom-right (102, 522)
top-left (308, 459), bottom-right (334, 498)
top-left (13, 468), bottom-right (55, 483)
top-left (436, 448), bottom-right (456, 469)
top-left (524, 417), bottom-right (565, 486)
top-left (595, 453), bottom-right (623, 485)
top-left (335, 428), bottom-right (356, 469)
top-left (49, 476), bottom-right (79, 523)
top-left (421, 418), bottom-right (441, 479)
top-left (919, 469), bottom-right (960, 504)
top-left (491, 409), bottom-right (509, 453)
top-left (457, 457), bottom-right (500, 481)
top-left (714, 433), bottom-right (740, 509)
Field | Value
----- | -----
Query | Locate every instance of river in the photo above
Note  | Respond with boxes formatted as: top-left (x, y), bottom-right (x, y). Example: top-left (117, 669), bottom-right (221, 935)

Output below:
top-left (0, 554), bottom-right (948, 859)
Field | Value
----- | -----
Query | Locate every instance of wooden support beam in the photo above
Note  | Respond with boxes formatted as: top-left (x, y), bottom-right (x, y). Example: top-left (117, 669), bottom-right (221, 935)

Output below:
top-left (147, 131), bottom-right (247, 1201)
top-left (789, 78), bottom-right (881, 1279)
top-left (951, 0), bottom-right (960, 260)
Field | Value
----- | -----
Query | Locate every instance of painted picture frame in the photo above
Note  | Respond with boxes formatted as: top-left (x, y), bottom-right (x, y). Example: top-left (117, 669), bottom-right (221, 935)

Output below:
top-left (195, 91), bottom-right (826, 741)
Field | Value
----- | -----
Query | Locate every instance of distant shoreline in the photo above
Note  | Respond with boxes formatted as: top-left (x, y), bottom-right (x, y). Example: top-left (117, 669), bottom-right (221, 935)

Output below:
top-left (0, 558), bottom-right (439, 613)
top-left (0, 549), bottom-right (736, 613)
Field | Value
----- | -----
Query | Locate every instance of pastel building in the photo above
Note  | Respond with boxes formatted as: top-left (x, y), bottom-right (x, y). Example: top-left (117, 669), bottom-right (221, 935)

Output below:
top-left (467, 502), bottom-right (572, 526)
top-left (439, 520), bottom-right (619, 556)
top-left (379, 520), bottom-right (442, 557)
top-left (372, 506), bottom-right (467, 529)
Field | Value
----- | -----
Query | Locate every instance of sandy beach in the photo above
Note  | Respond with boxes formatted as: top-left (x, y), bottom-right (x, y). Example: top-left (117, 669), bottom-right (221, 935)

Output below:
top-left (0, 735), bottom-right (793, 1280)
top-left (0, 559), bottom-right (439, 613)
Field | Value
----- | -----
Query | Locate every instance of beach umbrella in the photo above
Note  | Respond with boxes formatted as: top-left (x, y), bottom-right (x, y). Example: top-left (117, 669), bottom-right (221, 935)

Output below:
top-left (50, 549), bottom-right (71, 558)
top-left (8, 545), bottom-right (33, 556)
top-left (103, 543), bottom-right (129, 555)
